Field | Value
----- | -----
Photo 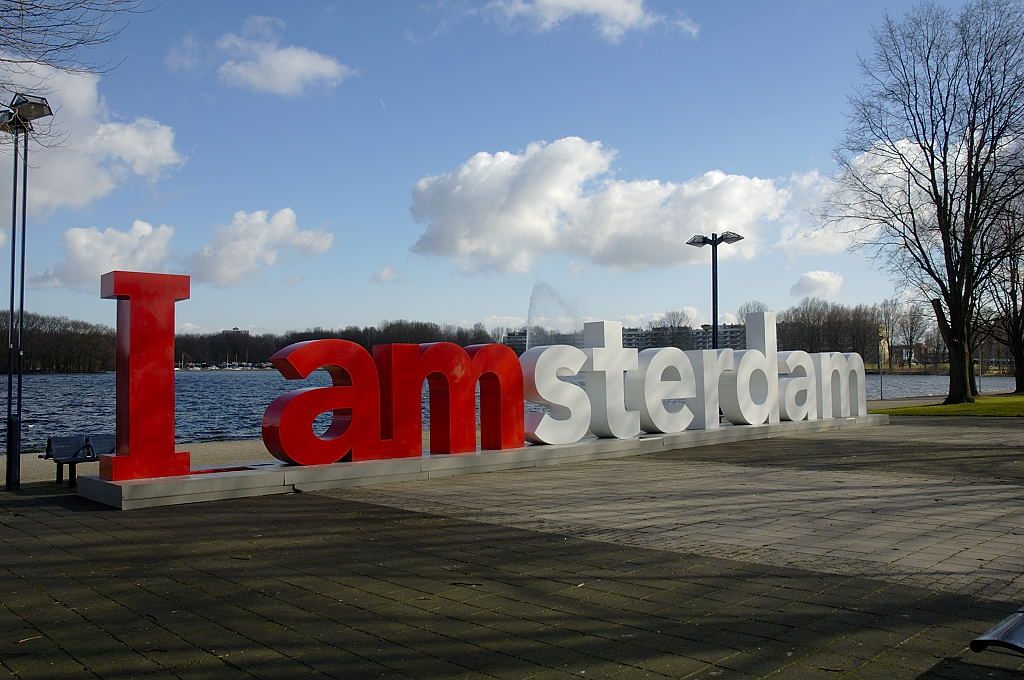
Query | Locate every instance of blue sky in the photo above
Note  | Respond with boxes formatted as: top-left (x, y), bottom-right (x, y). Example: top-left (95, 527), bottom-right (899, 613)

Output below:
top-left (0, 0), bottom-right (951, 334)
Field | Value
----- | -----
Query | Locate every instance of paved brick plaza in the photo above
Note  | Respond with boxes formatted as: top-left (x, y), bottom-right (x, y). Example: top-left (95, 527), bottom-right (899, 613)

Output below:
top-left (2, 417), bottom-right (1024, 679)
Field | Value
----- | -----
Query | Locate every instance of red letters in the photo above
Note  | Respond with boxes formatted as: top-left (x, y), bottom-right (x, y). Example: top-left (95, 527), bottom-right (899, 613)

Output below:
top-left (262, 340), bottom-right (383, 465)
top-left (99, 271), bottom-right (528, 479)
top-left (467, 343), bottom-right (525, 451)
top-left (99, 271), bottom-right (190, 481)
top-left (264, 340), bottom-right (525, 463)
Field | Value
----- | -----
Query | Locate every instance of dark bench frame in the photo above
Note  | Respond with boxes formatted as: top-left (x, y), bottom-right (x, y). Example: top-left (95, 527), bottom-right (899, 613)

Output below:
top-left (972, 607), bottom-right (1024, 656)
top-left (39, 435), bottom-right (115, 487)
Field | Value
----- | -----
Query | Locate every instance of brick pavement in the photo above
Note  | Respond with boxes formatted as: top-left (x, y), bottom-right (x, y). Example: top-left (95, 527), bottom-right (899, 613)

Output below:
top-left (0, 417), bottom-right (1022, 678)
top-left (329, 429), bottom-right (1024, 601)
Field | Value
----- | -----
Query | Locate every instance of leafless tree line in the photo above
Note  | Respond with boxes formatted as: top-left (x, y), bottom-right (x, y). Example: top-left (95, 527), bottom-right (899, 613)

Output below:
top-left (173, 320), bottom-right (494, 367)
top-left (775, 297), bottom-right (930, 367)
top-left (0, 311), bottom-right (114, 371)
top-left (0, 314), bottom-right (496, 372)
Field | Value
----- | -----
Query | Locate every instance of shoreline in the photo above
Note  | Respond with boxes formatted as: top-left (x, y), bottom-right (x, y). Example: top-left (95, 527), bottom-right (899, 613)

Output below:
top-left (6, 397), bottom-right (943, 485)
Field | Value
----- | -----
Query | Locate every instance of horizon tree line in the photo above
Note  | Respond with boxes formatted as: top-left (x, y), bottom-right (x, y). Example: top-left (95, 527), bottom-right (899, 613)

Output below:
top-left (0, 299), bottom-right (1018, 390)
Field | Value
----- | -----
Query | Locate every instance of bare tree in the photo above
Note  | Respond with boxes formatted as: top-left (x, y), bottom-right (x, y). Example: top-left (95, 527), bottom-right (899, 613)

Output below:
top-left (652, 309), bottom-right (692, 349)
top-left (657, 309), bottom-right (691, 328)
top-left (0, 1), bottom-right (141, 78)
top-left (878, 298), bottom-right (900, 369)
top-left (919, 324), bottom-right (947, 371)
top-left (777, 297), bottom-right (830, 352)
top-left (736, 300), bottom-right (768, 322)
top-left (831, 0), bottom-right (1024, 403)
top-left (982, 206), bottom-right (1024, 391)
top-left (848, 303), bottom-right (882, 362)
top-left (896, 303), bottom-right (927, 366)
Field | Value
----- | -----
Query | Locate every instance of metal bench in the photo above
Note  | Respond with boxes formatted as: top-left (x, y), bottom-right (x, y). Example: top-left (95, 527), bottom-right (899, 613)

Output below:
top-left (971, 607), bottom-right (1024, 655)
top-left (39, 435), bottom-right (115, 487)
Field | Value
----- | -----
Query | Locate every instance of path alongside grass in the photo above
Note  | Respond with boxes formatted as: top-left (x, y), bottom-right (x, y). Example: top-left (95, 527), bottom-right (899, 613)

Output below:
top-left (871, 393), bottom-right (1024, 416)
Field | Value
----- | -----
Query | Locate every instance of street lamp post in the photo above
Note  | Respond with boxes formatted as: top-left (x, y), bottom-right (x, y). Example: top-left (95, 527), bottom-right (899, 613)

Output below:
top-left (686, 231), bottom-right (743, 350)
top-left (878, 330), bottom-right (885, 400)
top-left (1, 94), bottom-right (52, 491)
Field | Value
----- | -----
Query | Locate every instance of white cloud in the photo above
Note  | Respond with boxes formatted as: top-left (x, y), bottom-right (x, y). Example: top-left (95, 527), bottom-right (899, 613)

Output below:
top-left (673, 14), bottom-right (700, 38)
top-left (0, 62), bottom-right (183, 215)
top-left (372, 266), bottom-right (398, 283)
top-left (775, 170), bottom-right (858, 256)
top-left (568, 171), bottom-right (783, 269)
top-left (525, 314), bottom-right (582, 332)
top-left (790, 271), bottom-right (843, 300)
top-left (621, 306), bottom-right (704, 327)
top-left (86, 119), bottom-right (182, 179)
top-left (178, 322), bottom-right (208, 334)
top-left (411, 136), bottom-right (788, 272)
top-left (35, 208), bottom-right (333, 291)
top-left (35, 220), bottom-right (174, 289)
top-left (488, 0), bottom-right (696, 40)
top-left (165, 32), bottom-right (204, 72)
top-left (775, 142), bottom-right (928, 257)
top-left (189, 208), bottom-right (334, 286)
top-left (483, 314), bottom-right (528, 329)
top-left (412, 137), bottom-right (610, 272)
top-left (216, 17), bottom-right (354, 96)
top-left (620, 312), bottom-right (663, 327)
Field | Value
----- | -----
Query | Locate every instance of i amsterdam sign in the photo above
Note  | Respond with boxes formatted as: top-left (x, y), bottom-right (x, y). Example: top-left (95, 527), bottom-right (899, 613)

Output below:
top-left (99, 270), bottom-right (868, 483)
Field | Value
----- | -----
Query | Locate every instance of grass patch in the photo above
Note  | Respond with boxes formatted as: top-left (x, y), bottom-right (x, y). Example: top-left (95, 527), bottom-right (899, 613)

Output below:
top-left (870, 394), bottom-right (1024, 417)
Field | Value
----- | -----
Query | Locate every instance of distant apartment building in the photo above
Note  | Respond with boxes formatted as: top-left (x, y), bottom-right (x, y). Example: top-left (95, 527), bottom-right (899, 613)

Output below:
top-left (623, 325), bottom-right (699, 351)
top-left (503, 328), bottom-right (528, 355)
top-left (504, 323), bottom-right (747, 355)
top-left (692, 324), bottom-right (746, 350)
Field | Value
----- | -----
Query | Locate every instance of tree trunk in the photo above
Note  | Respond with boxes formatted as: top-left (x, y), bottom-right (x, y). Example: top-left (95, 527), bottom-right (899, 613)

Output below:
top-left (933, 299), bottom-right (974, 404)
top-left (946, 340), bottom-right (974, 403)
top-left (1012, 342), bottom-right (1024, 394)
top-left (969, 354), bottom-right (979, 397)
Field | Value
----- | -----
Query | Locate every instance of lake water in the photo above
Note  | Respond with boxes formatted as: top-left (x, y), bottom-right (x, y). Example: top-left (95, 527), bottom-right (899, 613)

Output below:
top-left (2, 370), bottom-right (1015, 451)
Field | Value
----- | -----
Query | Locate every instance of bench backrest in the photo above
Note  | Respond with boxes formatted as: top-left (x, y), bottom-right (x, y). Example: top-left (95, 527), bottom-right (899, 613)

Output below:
top-left (45, 434), bottom-right (116, 462)
top-left (45, 436), bottom-right (88, 459)
top-left (86, 435), bottom-right (116, 455)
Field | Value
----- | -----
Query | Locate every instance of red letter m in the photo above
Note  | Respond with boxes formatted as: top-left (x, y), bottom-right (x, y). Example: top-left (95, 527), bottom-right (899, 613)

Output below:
top-left (376, 342), bottom-right (525, 455)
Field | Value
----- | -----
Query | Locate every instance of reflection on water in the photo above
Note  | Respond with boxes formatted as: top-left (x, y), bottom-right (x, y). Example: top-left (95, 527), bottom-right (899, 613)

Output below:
top-left (0, 370), bottom-right (1015, 450)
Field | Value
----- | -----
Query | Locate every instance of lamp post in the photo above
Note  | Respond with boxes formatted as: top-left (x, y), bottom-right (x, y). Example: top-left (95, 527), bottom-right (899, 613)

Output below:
top-left (686, 231), bottom-right (743, 350)
top-left (878, 329), bottom-right (885, 400)
top-left (1, 94), bottom-right (52, 491)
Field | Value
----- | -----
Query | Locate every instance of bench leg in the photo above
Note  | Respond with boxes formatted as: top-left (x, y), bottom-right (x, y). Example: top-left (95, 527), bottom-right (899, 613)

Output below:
top-left (69, 463), bottom-right (77, 489)
top-left (56, 463), bottom-right (64, 484)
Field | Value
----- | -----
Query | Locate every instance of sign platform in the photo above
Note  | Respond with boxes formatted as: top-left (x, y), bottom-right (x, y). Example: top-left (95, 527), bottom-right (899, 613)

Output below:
top-left (78, 415), bottom-right (887, 510)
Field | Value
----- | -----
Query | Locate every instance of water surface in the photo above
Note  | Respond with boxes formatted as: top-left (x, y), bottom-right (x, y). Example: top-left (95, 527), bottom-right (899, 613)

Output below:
top-left (3, 370), bottom-right (1014, 451)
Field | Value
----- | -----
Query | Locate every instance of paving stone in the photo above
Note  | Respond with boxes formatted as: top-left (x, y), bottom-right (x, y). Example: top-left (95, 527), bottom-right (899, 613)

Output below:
top-left (1, 416), bottom-right (1023, 679)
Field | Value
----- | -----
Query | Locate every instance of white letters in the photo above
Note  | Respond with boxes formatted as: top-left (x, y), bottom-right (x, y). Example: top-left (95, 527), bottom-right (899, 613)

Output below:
top-left (719, 313), bottom-right (779, 425)
top-left (520, 316), bottom-right (868, 446)
top-left (686, 349), bottom-right (733, 430)
top-left (813, 352), bottom-right (867, 418)
top-left (625, 347), bottom-right (695, 434)
top-left (582, 321), bottom-right (641, 439)
top-left (521, 345), bottom-right (592, 445)
top-left (778, 350), bottom-right (817, 421)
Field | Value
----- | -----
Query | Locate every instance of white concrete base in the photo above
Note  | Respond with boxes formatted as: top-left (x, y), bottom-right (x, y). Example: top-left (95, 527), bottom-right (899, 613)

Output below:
top-left (77, 415), bottom-right (888, 510)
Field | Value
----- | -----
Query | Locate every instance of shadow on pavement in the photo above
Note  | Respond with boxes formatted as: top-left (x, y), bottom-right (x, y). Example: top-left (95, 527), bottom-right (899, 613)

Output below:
top-left (0, 491), bottom-right (1020, 678)
top-left (917, 655), bottom-right (1024, 679)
